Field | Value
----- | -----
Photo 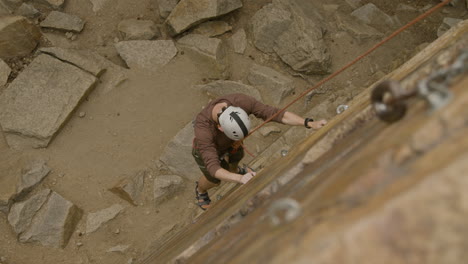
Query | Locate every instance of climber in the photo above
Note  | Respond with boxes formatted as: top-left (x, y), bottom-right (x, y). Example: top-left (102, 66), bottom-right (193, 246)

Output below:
top-left (193, 93), bottom-right (327, 210)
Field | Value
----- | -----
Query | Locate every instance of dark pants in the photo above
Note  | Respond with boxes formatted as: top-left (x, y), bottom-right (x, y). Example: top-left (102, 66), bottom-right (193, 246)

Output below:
top-left (192, 145), bottom-right (244, 184)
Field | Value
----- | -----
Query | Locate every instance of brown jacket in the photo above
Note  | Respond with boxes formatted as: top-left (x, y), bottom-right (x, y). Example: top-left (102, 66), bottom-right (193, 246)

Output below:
top-left (193, 93), bottom-right (285, 177)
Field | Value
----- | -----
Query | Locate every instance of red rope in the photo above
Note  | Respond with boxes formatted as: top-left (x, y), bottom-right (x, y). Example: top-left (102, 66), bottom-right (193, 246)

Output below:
top-left (246, 0), bottom-right (452, 139)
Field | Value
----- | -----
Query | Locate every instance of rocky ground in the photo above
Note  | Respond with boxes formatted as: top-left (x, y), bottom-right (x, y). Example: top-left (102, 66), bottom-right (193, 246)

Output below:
top-left (0, 0), bottom-right (466, 263)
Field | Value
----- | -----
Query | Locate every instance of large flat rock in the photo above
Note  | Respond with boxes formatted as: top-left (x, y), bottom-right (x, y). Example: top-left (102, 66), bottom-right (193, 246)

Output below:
top-left (247, 64), bottom-right (294, 105)
top-left (40, 11), bottom-right (85, 32)
top-left (115, 40), bottom-right (177, 70)
top-left (0, 16), bottom-right (41, 60)
top-left (177, 34), bottom-right (228, 79)
top-left (39, 47), bottom-right (107, 76)
top-left (166, 0), bottom-right (242, 36)
top-left (0, 54), bottom-right (97, 149)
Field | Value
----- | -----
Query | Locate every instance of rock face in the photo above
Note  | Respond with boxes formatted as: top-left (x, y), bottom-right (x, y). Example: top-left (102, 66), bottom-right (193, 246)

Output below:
top-left (0, 16), bottom-right (41, 60)
top-left (195, 80), bottom-right (262, 101)
top-left (115, 40), bottom-right (177, 70)
top-left (177, 34), bottom-right (228, 79)
top-left (0, 58), bottom-right (10, 86)
top-left (247, 64), bottom-right (294, 105)
top-left (160, 122), bottom-right (199, 182)
top-left (40, 11), bottom-right (85, 32)
top-left (110, 170), bottom-right (146, 206)
top-left (154, 175), bottom-right (184, 204)
top-left (10, 190), bottom-right (82, 248)
top-left (0, 54), bottom-right (97, 149)
top-left (117, 19), bottom-right (159, 40)
top-left (86, 204), bottom-right (124, 234)
top-left (166, 0), bottom-right (242, 36)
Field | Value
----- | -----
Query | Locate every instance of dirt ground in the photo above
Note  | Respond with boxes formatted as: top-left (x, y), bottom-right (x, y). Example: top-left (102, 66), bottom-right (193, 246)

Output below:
top-left (0, 0), bottom-right (466, 263)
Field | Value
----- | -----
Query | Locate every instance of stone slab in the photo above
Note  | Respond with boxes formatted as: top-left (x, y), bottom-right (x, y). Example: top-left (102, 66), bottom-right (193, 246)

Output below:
top-left (40, 11), bottom-right (85, 32)
top-left (195, 80), bottom-right (262, 102)
top-left (40, 47), bottom-right (107, 76)
top-left (115, 40), bottom-right (177, 70)
top-left (154, 175), bottom-right (184, 204)
top-left (109, 170), bottom-right (146, 206)
top-left (0, 54), bottom-right (97, 149)
top-left (247, 64), bottom-right (294, 105)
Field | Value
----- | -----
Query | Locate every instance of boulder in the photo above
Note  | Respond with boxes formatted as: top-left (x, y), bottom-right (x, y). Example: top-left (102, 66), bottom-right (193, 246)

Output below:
top-left (335, 12), bottom-right (383, 40)
top-left (32, 0), bottom-right (65, 9)
top-left (195, 80), bottom-right (262, 101)
top-left (89, 0), bottom-right (111, 12)
top-left (154, 175), bottom-right (184, 204)
top-left (8, 189), bottom-right (51, 234)
top-left (39, 47), bottom-right (129, 94)
top-left (117, 19), bottom-right (159, 40)
top-left (0, 54), bottom-right (97, 149)
top-left (437, 18), bottom-right (463, 37)
top-left (0, 16), bottom-right (41, 60)
top-left (351, 3), bottom-right (396, 31)
top-left (160, 122), bottom-right (198, 181)
top-left (230, 29), bottom-right (246, 54)
top-left (251, 3), bottom-right (330, 74)
top-left (177, 34), bottom-right (227, 79)
top-left (86, 204), bottom-right (125, 234)
top-left (18, 191), bottom-right (82, 248)
top-left (247, 64), bottom-right (294, 105)
top-left (166, 0), bottom-right (242, 36)
top-left (251, 3), bottom-right (292, 53)
top-left (115, 40), bottom-right (177, 70)
top-left (109, 170), bottom-right (146, 206)
top-left (193, 21), bottom-right (232, 37)
top-left (0, 58), bottom-right (10, 86)
top-left (15, 3), bottom-right (40, 18)
top-left (40, 11), bottom-right (85, 33)
top-left (159, 0), bottom-right (179, 19)
top-left (273, 14), bottom-right (330, 74)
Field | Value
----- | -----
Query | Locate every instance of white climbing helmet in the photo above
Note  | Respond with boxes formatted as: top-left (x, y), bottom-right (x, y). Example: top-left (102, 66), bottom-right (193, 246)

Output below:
top-left (218, 106), bottom-right (251, 141)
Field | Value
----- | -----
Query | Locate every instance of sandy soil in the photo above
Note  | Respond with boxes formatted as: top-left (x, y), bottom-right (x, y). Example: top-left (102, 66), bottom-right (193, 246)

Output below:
top-left (0, 0), bottom-right (466, 263)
